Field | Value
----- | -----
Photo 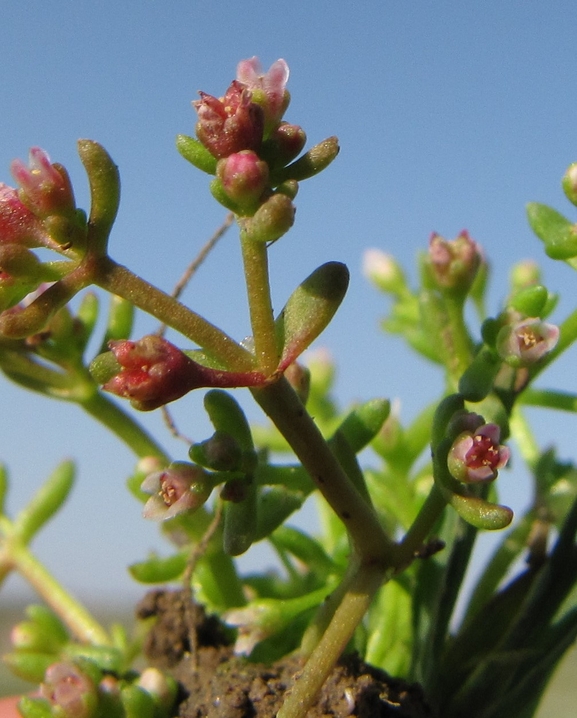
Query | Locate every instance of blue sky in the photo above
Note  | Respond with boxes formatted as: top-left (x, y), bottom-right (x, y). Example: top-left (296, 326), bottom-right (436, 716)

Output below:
top-left (2, 2), bottom-right (577, 613)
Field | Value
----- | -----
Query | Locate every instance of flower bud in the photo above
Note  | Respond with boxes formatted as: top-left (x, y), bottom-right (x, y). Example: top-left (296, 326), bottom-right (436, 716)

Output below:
top-left (216, 151), bottom-right (269, 208)
top-left (496, 317), bottom-right (559, 367)
top-left (243, 193), bottom-right (295, 243)
top-left (141, 461), bottom-right (214, 521)
top-left (102, 336), bottom-right (205, 410)
top-left (447, 422), bottom-right (509, 484)
top-left (362, 248), bottom-right (407, 296)
top-left (189, 430), bottom-right (243, 471)
top-left (261, 122), bottom-right (307, 169)
top-left (562, 162), bottom-right (577, 206)
top-left (508, 285), bottom-right (549, 317)
top-left (427, 230), bottom-right (482, 295)
top-left (509, 259), bottom-right (541, 292)
top-left (136, 668), bottom-right (177, 713)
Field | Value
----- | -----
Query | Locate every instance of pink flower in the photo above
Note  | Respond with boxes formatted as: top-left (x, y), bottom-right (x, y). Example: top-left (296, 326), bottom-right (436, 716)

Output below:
top-left (194, 80), bottom-right (264, 159)
top-left (40, 662), bottom-right (98, 718)
top-left (141, 462), bottom-right (213, 520)
top-left (236, 57), bottom-right (290, 130)
top-left (448, 423), bottom-right (510, 483)
top-left (496, 317), bottom-right (559, 367)
top-left (11, 147), bottom-right (76, 219)
top-left (428, 230), bottom-right (482, 294)
top-left (0, 183), bottom-right (58, 249)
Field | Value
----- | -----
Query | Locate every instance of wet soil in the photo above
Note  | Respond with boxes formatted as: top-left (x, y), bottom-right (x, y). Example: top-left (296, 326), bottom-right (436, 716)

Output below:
top-left (137, 590), bottom-right (434, 718)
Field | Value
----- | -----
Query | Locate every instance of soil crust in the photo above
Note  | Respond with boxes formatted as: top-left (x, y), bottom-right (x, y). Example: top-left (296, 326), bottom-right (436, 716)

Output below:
top-left (137, 589), bottom-right (434, 718)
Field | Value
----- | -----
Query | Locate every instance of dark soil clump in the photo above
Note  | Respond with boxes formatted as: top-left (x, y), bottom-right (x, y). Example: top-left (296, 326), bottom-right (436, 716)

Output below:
top-left (137, 590), bottom-right (434, 718)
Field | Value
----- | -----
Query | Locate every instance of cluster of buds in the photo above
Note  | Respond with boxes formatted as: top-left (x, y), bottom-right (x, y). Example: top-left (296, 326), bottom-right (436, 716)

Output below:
top-left (0, 149), bottom-right (82, 319)
top-left (178, 57), bottom-right (339, 241)
top-left (425, 230), bottom-right (483, 298)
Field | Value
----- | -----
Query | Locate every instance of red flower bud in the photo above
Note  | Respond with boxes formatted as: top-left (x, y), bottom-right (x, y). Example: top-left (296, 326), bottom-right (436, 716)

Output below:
top-left (101, 335), bottom-right (268, 410)
top-left (102, 336), bottom-right (207, 410)
top-left (216, 150), bottom-right (269, 208)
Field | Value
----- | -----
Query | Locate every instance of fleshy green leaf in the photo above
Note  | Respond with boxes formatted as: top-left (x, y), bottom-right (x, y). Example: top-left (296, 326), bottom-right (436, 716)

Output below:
top-left (276, 262), bottom-right (349, 368)
top-left (527, 202), bottom-right (577, 259)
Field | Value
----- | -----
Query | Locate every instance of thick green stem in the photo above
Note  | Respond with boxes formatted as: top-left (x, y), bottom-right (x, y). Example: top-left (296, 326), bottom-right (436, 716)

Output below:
top-left (396, 483), bottom-right (448, 567)
top-left (251, 377), bottom-right (395, 561)
top-left (91, 256), bottom-right (255, 371)
top-left (7, 541), bottom-right (111, 645)
top-left (442, 296), bottom-right (475, 387)
top-left (277, 563), bottom-right (386, 718)
top-left (239, 229), bottom-right (279, 374)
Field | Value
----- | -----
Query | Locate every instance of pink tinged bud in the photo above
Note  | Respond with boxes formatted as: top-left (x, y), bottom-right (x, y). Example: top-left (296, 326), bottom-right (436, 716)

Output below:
top-left (194, 80), bottom-right (264, 159)
top-left (101, 335), bottom-right (269, 410)
top-left (11, 147), bottom-right (76, 219)
top-left (363, 248), bottom-right (407, 295)
top-left (103, 335), bottom-right (205, 410)
top-left (448, 423), bottom-right (510, 484)
top-left (264, 123), bottom-right (306, 168)
top-left (236, 57), bottom-right (290, 131)
top-left (141, 462), bottom-right (212, 520)
top-left (0, 183), bottom-right (59, 249)
top-left (40, 662), bottom-right (98, 718)
top-left (216, 151), bottom-right (269, 207)
top-left (496, 317), bottom-right (559, 367)
top-left (428, 230), bottom-right (482, 293)
top-left (562, 162), bottom-right (577, 206)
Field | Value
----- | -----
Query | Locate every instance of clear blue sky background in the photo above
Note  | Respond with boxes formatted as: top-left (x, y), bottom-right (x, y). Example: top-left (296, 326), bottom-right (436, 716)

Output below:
top-left (2, 2), bottom-right (577, 617)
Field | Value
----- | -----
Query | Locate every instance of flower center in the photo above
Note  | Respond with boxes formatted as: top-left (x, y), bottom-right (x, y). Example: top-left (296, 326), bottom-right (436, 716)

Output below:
top-left (465, 434), bottom-right (499, 469)
top-left (160, 476), bottom-right (179, 506)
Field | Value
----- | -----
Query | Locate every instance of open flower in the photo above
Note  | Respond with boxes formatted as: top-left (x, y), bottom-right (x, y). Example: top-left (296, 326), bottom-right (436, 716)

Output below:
top-left (40, 662), bottom-right (98, 718)
top-left (141, 462), bottom-right (213, 520)
top-left (194, 80), bottom-right (264, 159)
top-left (448, 422), bottom-right (510, 483)
top-left (236, 57), bottom-right (290, 131)
top-left (496, 317), bottom-right (559, 367)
